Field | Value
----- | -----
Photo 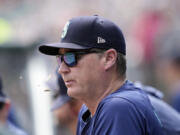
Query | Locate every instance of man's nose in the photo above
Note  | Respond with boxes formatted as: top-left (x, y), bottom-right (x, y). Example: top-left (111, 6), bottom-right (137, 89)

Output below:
top-left (58, 62), bottom-right (70, 75)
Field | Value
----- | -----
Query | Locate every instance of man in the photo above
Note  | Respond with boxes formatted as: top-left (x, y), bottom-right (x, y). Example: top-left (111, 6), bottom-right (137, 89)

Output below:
top-left (135, 82), bottom-right (180, 135)
top-left (39, 15), bottom-right (164, 135)
top-left (155, 30), bottom-right (180, 112)
top-left (51, 74), bottom-right (82, 135)
top-left (0, 76), bottom-right (27, 135)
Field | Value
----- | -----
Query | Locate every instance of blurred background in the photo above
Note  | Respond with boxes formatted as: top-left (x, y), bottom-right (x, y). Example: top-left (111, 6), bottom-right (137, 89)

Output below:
top-left (0, 0), bottom-right (180, 135)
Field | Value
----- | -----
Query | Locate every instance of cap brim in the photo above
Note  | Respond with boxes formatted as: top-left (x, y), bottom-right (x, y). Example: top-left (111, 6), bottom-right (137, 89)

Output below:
top-left (39, 42), bottom-right (91, 55)
top-left (51, 95), bottom-right (71, 111)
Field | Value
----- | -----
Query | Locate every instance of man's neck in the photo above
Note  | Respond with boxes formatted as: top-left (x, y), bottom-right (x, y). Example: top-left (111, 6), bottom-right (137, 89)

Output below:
top-left (84, 78), bottom-right (126, 116)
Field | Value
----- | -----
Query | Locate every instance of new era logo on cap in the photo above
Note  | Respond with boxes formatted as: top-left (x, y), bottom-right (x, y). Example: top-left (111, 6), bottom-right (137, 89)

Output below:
top-left (97, 37), bottom-right (106, 44)
top-left (39, 15), bottom-right (126, 55)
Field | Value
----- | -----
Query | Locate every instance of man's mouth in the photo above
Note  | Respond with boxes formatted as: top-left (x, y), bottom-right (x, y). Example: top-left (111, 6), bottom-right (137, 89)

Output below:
top-left (65, 80), bottom-right (74, 87)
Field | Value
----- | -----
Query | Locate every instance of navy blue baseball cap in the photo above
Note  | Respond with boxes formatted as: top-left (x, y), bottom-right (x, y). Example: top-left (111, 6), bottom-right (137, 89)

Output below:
top-left (51, 74), bottom-right (71, 111)
top-left (0, 76), bottom-right (7, 102)
top-left (39, 15), bottom-right (126, 55)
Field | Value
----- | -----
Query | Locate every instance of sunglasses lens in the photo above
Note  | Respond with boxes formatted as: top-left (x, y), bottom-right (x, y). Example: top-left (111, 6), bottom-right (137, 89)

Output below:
top-left (64, 53), bottom-right (76, 67)
top-left (57, 49), bottom-right (96, 67)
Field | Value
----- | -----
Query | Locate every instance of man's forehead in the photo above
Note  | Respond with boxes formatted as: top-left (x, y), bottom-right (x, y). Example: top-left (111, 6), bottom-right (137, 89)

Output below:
top-left (58, 48), bottom-right (72, 54)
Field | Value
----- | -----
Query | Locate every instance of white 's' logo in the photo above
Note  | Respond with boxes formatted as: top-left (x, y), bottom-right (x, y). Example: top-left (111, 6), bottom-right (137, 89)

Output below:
top-left (97, 37), bottom-right (106, 44)
top-left (61, 21), bottom-right (70, 39)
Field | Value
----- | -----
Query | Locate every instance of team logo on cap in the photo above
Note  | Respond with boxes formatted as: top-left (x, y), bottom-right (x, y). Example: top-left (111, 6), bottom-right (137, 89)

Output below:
top-left (61, 21), bottom-right (70, 39)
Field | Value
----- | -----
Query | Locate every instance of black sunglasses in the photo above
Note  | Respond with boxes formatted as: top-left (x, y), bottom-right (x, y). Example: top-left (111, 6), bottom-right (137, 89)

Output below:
top-left (56, 49), bottom-right (105, 67)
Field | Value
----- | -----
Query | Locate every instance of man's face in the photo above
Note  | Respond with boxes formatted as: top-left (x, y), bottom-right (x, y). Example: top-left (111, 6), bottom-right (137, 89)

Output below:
top-left (58, 48), bottom-right (105, 100)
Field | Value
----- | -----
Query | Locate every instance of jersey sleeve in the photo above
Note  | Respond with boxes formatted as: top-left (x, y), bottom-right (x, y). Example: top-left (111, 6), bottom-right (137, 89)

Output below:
top-left (92, 98), bottom-right (146, 135)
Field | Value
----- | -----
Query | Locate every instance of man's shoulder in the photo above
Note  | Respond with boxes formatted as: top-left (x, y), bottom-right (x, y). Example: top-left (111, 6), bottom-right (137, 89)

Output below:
top-left (103, 80), bottom-right (150, 108)
top-left (98, 95), bottom-right (139, 115)
top-left (97, 81), bottom-right (155, 118)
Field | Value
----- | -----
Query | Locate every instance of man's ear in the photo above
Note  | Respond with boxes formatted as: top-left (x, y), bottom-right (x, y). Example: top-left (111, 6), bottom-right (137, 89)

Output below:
top-left (103, 49), bottom-right (117, 70)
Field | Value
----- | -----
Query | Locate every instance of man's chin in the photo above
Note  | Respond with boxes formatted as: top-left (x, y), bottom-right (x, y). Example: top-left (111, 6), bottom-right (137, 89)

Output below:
top-left (67, 88), bottom-right (81, 99)
top-left (67, 88), bottom-right (75, 96)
